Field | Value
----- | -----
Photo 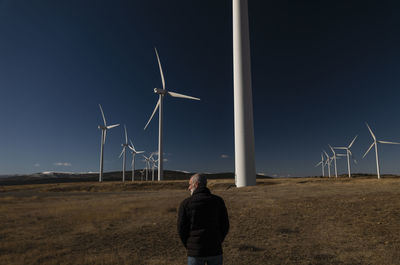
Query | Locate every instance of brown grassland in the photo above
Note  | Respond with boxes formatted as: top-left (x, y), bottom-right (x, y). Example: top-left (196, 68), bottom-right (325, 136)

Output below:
top-left (1, 177), bottom-right (400, 265)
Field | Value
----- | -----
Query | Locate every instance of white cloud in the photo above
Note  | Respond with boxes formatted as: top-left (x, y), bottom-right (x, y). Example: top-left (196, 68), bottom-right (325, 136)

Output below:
top-left (54, 162), bottom-right (72, 167)
top-left (34, 163), bottom-right (40, 167)
top-left (163, 158), bottom-right (168, 162)
top-left (221, 154), bottom-right (229, 159)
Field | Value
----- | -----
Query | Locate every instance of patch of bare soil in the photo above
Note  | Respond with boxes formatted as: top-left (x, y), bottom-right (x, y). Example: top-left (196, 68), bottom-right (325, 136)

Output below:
top-left (1, 178), bottom-right (400, 264)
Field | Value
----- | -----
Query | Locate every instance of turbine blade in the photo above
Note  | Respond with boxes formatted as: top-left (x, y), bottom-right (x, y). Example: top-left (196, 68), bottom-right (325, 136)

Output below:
top-left (328, 144), bottom-right (335, 154)
top-left (136, 151), bottom-right (145, 154)
top-left (99, 104), bottom-right (107, 126)
top-left (333, 147), bottom-right (347, 150)
top-left (124, 125), bottom-right (128, 144)
top-left (315, 162), bottom-right (322, 167)
top-left (106, 124), bottom-right (120, 129)
top-left (144, 98), bottom-right (161, 130)
top-left (351, 152), bottom-right (357, 164)
top-left (378, 140), bottom-right (400, 145)
top-left (365, 123), bottom-right (376, 141)
top-left (154, 47), bottom-right (166, 90)
top-left (348, 135), bottom-right (358, 148)
top-left (129, 139), bottom-right (136, 152)
top-left (119, 148), bottom-right (125, 158)
top-left (167, 91), bottom-right (200, 101)
top-left (363, 142), bottom-right (375, 158)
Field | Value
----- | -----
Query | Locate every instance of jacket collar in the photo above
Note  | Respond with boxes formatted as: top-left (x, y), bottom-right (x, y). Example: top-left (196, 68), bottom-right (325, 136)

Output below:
top-left (192, 186), bottom-right (211, 196)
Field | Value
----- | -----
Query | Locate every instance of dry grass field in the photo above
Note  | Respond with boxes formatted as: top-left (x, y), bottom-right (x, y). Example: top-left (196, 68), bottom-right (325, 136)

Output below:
top-left (1, 177), bottom-right (400, 265)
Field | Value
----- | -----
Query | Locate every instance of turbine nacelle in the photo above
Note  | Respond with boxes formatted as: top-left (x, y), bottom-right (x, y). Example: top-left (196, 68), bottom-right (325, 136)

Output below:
top-left (154, 88), bottom-right (167, 95)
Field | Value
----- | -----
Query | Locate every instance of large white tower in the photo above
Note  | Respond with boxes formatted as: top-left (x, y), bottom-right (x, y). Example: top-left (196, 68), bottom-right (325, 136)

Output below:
top-left (233, 0), bottom-right (256, 187)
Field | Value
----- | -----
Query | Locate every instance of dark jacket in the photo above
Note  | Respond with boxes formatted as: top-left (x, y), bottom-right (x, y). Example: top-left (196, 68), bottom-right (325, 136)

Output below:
top-left (177, 187), bottom-right (229, 257)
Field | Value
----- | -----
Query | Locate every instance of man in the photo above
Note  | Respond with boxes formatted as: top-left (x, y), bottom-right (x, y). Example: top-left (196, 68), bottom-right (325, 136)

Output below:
top-left (177, 173), bottom-right (229, 265)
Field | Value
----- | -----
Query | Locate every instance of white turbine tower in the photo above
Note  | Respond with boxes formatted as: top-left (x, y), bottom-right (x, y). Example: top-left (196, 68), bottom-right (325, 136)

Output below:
top-left (233, 0), bottom-right (256, 187)
top-left (323, 151), bottom-right (331, 178)
top-left (315, 153), bottom-right (325, 177)
top-left (329, 145), bottom-right (338, 178)
top-left (118, 125), bottom-right (129, 182)
top-left (363, 123), bottom-right (400, 179)
top-left (98, 104), bottom-right (120, 182)
top-left (144, 47), bottom-right (200, 181)
top-left (128, 139), bottom-right (144, 181)
top-left (334, 135), bottom-right (358, 178)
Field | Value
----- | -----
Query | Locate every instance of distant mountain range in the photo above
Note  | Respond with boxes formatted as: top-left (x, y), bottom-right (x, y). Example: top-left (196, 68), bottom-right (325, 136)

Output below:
top-left (0, 171), bottom-right (272, 186)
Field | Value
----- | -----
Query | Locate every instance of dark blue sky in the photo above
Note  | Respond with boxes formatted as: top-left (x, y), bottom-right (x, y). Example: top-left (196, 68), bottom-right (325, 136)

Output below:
top-left (1, 0), bottom-right (400, 176)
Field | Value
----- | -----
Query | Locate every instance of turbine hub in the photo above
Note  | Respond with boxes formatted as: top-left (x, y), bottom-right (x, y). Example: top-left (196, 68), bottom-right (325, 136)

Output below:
top-left (154, 88), bottom-right (166, 95)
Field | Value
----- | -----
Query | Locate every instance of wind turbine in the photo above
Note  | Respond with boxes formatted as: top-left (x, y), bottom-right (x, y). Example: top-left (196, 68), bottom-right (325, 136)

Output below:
top-left (143, 155), bottom-right (151, 181)
top-left (128, 139), bottom-right (144, 181)
top-left (98, 104), bottom-right (120, 182)
top-left (314, 153), bottom-right (325, 177)
top-left (363, 123), bottom-right (400, 179)
top-left (149, 153), bottom-right (158, 181)
top-left (329, 145), bottom-right (338, 178)
top-left (323, 150), bottom-right (331, 178)
top-left (334, 135), bottom-right (358, 178)
top-left (144, 47), bottom-right (200, 181)
top-left (118, 125), bottom-right (130, 182)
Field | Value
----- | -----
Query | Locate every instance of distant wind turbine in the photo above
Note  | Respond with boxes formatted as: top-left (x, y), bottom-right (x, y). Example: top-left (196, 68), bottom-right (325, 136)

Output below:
top-left (149, 153), bottom-right (158, 181)
top-left (143, 155), bottom-right (151, 181)
top-left (323, 150), bottom-right (331, 178)
top-left (314, 153), bottom-right (325, 177)
top-left (329, 145), bottom-right (338, 178)
top-left (144, 47), bottom-right (200, 181)
top-left (118, 125), bottom-right (129, 182)
top-left (334, 135), bottom-right (358, 178)
top-left (128, 139), bottom-right (144, 181)
top-left (363, 123), bottom-right (400, 179)
top-left (98, 104), bottom-right (119, 182)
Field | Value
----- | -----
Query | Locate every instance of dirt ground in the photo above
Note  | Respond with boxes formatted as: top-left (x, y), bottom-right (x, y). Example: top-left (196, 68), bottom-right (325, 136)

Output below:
top-left (1, 177), bottom-right (400, 265)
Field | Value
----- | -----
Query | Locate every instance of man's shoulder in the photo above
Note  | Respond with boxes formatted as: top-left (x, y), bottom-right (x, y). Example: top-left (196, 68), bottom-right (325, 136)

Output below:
top-left (179, 196), bottom-right (192, 208)
top-left (208, 193), bottom-right (226, 207)
top-left (180, 190), bottom-right (226, 206)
